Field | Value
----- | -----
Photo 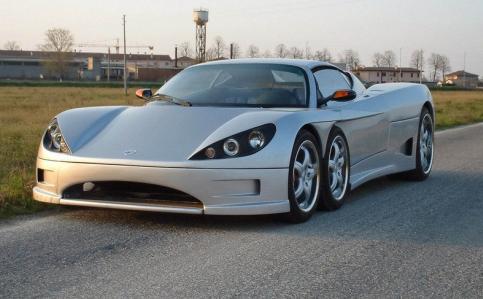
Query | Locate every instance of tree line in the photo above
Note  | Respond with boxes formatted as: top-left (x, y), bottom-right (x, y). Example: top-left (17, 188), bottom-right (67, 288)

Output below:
top-left (179, 36), bottom-right (452, 81)
top-left (3, 29), bottom-right (453, 82)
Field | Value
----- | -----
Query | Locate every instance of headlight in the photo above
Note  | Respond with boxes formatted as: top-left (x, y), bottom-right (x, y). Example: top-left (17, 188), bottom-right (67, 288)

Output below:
top-left (248, 130), bottom-right (265, 149)
top-left (190, 124), bottom-right (276, 160)
top-left (43, 119), bottom-right (70, 153)
top-left (223, 138), bottom-right (240, 156)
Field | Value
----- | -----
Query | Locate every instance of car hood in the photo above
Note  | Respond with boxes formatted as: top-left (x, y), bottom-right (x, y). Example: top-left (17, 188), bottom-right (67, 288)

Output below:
top-left (55, 103), bottom-right (298, 163)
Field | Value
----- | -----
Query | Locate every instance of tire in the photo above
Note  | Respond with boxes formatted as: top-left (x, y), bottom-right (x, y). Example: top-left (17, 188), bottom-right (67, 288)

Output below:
top-left (405, 107), bottom-right (434, 181)
top-left (284, 130), bottom-right (321, 223)
top-left (318, 127), bottom-right (350, 211)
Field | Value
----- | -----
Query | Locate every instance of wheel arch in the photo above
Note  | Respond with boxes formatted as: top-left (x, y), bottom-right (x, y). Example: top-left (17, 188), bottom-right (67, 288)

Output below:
top-left (423, 101), bottom-right (435, 120)
top-left (299, 124), bottom-right (322, 147)
top-left (298, 122), bottom-right (349, 161)
top-left (421, 101), bottom-right (436, 126)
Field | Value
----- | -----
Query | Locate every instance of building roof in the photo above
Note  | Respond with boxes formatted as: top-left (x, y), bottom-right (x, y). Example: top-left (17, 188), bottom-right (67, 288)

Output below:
top-left (446, 70), bottom-right (479, 78)
top-left (177, 56), bottom-right (196, 62)
top-left (0, 50), bottom-right (171, 61)
top-left (354, 66), bottom-right (420, 72)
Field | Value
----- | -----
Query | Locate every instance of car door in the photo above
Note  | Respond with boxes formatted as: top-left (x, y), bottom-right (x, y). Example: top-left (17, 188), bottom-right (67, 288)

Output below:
top-left (313, 68), bottom-right (389, 166)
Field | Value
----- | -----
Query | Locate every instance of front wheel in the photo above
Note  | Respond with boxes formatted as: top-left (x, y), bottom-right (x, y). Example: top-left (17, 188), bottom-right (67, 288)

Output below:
top-left (284, 130), bottom-right (321, 223)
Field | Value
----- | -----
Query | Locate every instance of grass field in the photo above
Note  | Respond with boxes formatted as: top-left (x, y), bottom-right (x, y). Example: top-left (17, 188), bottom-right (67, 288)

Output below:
top-left (0, 86), bottom-right (482, 218)
top-left (0, 87), bottom-right (143, 217)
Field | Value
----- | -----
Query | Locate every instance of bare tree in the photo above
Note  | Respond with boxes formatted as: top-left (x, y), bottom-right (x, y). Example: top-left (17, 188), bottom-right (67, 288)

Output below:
top-left (339, 49), bottom-right (360, 70)
top-left (372, 52), bottom-right (385, 67)
top-left (381, 50), bottom-right (396, 67)
top-left (262, 49), bottom-right (272, 58)
top-left (304, 43), bottom-right (313, 59)
top-left (179, 41), bottom-right (193, 58)
top-left (410, 49), bottom-right (424, 71)
top-left (314, 48), bottom-right (332, 62)
top-left (274, 44), bottom-right (288, 58)
top-left (213, 36), bottom-right (226, 59)
top-left (289, 46), bottom-right (304, 59)
top-left (440, 55), bottom-right (451, 83)
top-left (4, 41), bottom-right (20, 50)
top-left (39, 28), bottom-right (74, 79)
top-left (427, 53), bottom-right (442, 82)
top-left (206, 47), bottom-right (217, 61)
top-left (246, 44), bottom-right (260, 58)
top-left (230, 42), bottom-right (241, 59)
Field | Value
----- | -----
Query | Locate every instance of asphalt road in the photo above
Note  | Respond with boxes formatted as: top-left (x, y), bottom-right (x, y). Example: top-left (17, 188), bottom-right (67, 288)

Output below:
top-left (1, 123), bottom-right (483, 298)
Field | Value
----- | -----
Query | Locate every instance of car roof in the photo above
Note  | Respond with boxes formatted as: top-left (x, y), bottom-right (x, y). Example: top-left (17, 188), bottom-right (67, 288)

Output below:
top-left (200, 58), bottom-right (339, 70)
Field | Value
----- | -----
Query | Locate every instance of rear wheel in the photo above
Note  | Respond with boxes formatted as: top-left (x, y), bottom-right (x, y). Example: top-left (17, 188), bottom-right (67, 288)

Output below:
top-left (285, 131), bottom-right (321, 223)
top-left (319, 128), bottom-right (350, 211)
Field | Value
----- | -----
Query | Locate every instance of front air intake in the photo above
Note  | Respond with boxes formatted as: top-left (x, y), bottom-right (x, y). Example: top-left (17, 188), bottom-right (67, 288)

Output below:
top-left (62, 181), bottom-right (203, 209)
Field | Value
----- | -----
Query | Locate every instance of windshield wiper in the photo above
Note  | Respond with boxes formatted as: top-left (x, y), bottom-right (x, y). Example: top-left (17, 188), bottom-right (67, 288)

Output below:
top-left (151, 93), bottom-right (192, 107)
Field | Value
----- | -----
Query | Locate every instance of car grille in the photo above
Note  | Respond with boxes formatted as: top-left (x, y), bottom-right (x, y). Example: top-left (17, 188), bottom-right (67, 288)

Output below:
top-left (62, 181), bottom-right (203, 209)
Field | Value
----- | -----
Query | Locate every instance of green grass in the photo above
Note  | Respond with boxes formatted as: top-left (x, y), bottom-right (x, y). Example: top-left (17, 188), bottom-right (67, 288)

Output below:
top-left (432, 90), bottom-right (483, 129)
top-left (0, 86), bottom-right (143, 218)
top-left (0, 87), bottom-right (482, 218)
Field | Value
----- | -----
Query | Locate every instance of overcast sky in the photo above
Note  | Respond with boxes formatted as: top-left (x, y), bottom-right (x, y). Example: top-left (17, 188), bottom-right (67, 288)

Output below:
top-left (1, 0), bottom-right (482, 76)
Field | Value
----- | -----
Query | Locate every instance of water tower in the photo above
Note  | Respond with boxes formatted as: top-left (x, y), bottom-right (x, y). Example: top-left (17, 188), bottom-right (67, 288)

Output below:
top-left (193, 9), bottom-right (209, 62)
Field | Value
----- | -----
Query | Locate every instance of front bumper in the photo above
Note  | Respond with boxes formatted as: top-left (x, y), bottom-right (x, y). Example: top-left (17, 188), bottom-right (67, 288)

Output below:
top-left (33, 158), bottom-right (290, 215)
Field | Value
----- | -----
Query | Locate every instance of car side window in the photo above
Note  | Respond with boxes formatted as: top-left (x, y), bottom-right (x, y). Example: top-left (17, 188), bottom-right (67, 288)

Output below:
top-left (313, 69), bottom-right (351, 98)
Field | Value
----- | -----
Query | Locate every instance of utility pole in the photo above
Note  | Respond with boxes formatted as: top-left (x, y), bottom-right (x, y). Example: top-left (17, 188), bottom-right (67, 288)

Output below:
top-left (419, 49), bottom-right (423, 84)
top-left (174, 45), bottom-right (178, 68)
top-left (463, 52), bottom-right (467, 89)
top-left (107, 47), bottom-right (111, 82)
top-left (123, 14), bottom-right (127, 96)
top-left (230, 43), bottom-right (234, 59)
top-left (399, 47), bottom-right (403, 82)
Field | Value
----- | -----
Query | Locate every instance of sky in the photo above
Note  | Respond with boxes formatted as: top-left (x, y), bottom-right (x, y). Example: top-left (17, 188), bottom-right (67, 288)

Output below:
top-left (1, 0), bottom-right (482, 77)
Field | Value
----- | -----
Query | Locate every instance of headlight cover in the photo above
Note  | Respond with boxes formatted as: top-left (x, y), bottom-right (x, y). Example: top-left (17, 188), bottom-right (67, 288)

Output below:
top-left (43, 119), bottom-right (71, 153)
top-left (190, 124), bottom-right (276, 160)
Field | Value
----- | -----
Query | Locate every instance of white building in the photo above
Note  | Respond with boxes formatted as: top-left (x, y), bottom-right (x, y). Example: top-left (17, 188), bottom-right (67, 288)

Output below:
top-left (353, 66), bottom-right (422, 84)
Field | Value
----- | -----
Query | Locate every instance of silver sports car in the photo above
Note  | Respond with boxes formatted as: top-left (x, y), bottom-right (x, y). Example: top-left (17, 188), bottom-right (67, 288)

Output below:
top-left (33, 59), bottom-right (434, 222)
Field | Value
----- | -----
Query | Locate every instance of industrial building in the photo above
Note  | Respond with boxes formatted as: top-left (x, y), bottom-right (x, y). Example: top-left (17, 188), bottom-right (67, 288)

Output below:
top-left (445, 70), bottom-right (480, 89)
top-left (0, 50), bottom-right (196, 82)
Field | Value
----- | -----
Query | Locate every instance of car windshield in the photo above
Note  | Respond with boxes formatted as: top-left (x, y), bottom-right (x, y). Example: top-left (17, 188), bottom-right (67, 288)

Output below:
top-left (156, 63), bottom-right (308, 107)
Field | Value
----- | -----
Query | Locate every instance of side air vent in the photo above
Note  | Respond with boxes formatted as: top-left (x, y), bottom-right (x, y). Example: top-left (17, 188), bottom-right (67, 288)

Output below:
top-left (401, 138), bottom-right (413, 156)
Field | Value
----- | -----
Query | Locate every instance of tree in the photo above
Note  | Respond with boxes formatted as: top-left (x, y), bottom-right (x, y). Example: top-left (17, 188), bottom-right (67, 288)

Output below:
top-left (372, 52), bottom-right (385, 67)
top-left (289, 46), bottom-right (304, 59)
top-left (274, 43), bottom-right (288, 58)
top-left (212, 36), bottom-right (226, 59)
top-left (427, 53), bottom-right (450, 82)
top-left (382, 50), bottom-right (396, 67)
top-left (4, 41), bottom-right (20, 50)
top-left (304, 43), bottom-right (313, 59)
top-left (410, 49), bottom-right (424, 71)
top-left (179, 41), bottom-right (193, 58)
top-left (262, 49), bottom-right (272, 58)
top-left (39, 28), bottom-right (74, 79)
top-left (440, 55), bottom-right (451, 83)
top-left (246, 45), bottom-right (260, 58)
top-left (313, 48), bottom-right (332, 62)
top-left (428, 53), bottom-right (443, 82)
top-left (230, 42), bottom-right (241, 59)
top-left (206, 47), bottom-right (217, 61)
top-left (339, 49), bottom-right (360, 70)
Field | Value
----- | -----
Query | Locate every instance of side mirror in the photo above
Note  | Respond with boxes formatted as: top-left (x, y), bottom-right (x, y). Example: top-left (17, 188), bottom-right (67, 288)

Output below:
top-left (135, 88), bottom-right (153, 100)
top-left (329, 89), bottom-right (357, 102)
